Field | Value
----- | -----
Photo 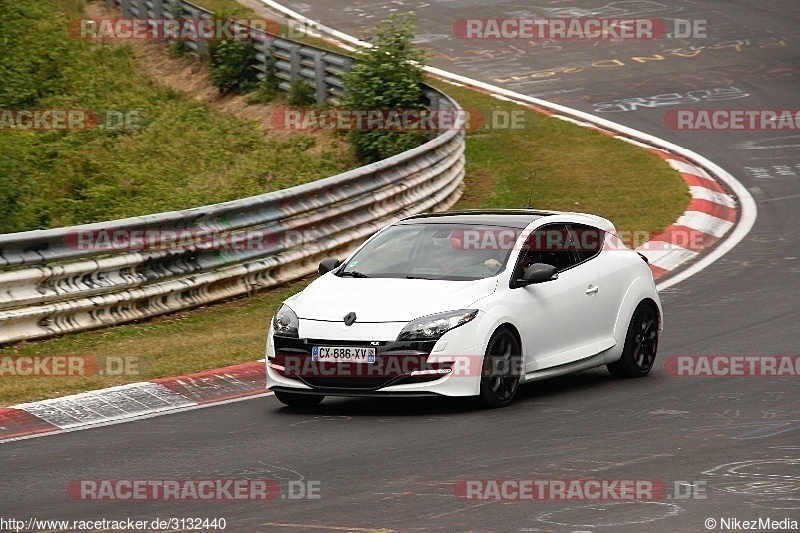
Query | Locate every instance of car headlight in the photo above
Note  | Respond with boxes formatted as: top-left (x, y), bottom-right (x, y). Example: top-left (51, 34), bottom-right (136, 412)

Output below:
top-left (273, 304), bottom-right (299, 338)
top-left (397, 309), bottom-right (478, 341)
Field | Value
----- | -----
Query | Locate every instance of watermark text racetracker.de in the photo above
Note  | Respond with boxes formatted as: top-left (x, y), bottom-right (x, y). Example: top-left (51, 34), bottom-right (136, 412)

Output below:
top-left (665, 110), bottom-right (800, 131)
top-left (67, 479), bottom-right (321, 501)
top-left (665, 355), bottom-right (800, 377)
top-left (0, 109), bottom-right (147, 131)
top-left (69, 17), bottom-right (321, 40)
top-left (453, 479), bottom-right (710, 501)
top-left (69, 18), bottom-right (280, 40)
top-left (0, 517), bottom-right (227, 531)
top-left (270, 108), bottom-right (530, 132)
top-left (64, 228), bottom-right (324, 253)
top-left (452, 18), bottom-right (707, 40)
top-left (0, 356), bottom-right (142, 377)
top-left (64, 226), bottom-right (704, 254)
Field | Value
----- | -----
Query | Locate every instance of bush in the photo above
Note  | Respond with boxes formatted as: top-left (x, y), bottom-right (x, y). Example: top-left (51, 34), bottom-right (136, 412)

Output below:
top-left (209, 38), bottom-right (259, 94)
top-left (245, 82), bottom-right (279, 105)
top-left (343, 14), bottom-right (429, 163)
top-left (245, 52), bottom-right (281, 104)
top-left (168, 40), bottom-right (189, 58)
top-left (288, 80), bottom-right (316, 107)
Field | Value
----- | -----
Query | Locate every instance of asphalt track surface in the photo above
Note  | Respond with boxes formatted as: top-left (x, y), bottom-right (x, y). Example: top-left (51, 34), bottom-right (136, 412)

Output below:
top-left (3, 1), bottom-right (799, 531)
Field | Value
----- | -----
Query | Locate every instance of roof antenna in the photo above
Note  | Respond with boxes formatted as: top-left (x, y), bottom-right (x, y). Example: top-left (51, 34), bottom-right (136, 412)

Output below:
top-left (524, 171), bottom-right (537, 209)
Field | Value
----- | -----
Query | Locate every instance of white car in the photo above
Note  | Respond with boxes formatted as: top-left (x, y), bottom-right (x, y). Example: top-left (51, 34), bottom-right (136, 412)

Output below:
top-left (266, 209), bottom-right (662, 408)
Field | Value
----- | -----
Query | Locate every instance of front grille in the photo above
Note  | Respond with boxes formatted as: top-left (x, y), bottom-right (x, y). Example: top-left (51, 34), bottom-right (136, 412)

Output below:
top-left (273, 336), bottom-right (436, 355)
top-left (271, 336), bottom-right (446, 391)
top-left (298, 376), bottom-right (405, 390)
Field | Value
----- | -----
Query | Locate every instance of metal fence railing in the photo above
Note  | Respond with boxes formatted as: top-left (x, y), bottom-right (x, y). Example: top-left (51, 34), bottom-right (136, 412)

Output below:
top-left (0, 0), bottom-right (465, 344)
top-left (107, 0), bottom-right (354, 106)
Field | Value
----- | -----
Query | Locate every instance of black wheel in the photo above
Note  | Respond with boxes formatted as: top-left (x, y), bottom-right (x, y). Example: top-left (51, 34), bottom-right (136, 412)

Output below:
top-left (607, 302), bottom-right (659, 378)
top-left (478, 327), bottom-right (521, 408)
top-left (273, 391), bottom-right (325, 407)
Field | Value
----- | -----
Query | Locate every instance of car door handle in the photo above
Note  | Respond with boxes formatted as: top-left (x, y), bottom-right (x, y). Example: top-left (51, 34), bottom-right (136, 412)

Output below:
top-left (585, 285), bottom-right (599, 294)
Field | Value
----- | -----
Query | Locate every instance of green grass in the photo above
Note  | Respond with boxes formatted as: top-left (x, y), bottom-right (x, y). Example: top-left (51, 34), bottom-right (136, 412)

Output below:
top-left (0, 281), bottom-right (307, 406)
top-left (0, 1), bottom-right (689, 405)
top-left (0, 0), bottom-right (356, 233)
top-left (429, 79), bottom-right (690, 238)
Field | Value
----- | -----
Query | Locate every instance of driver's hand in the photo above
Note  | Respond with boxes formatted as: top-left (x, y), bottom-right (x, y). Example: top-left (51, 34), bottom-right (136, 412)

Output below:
top-left (484, 258), bottom-right (502, 271)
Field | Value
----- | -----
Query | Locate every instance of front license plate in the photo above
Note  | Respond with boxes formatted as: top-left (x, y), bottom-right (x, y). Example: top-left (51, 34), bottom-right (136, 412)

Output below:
top-left (312, 346), bottom-right (376, 363)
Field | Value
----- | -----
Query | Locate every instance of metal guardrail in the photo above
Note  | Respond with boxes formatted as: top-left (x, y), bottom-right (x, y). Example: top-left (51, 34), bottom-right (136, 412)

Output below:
top-left (107, 0), bottom-right (353, 106)
top-left (0, 1), bottom-right (465, 344)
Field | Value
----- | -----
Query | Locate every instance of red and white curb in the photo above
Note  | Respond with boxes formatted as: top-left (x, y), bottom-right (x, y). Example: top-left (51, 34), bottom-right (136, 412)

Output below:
top-left (0, 362), bottom-right (269, 443)
top-left (552, 116), bottom-right (739, 280)
top-left (635, 152), bottom-right (736, 279)
top-left (472, 108), bottom-right (739, 281)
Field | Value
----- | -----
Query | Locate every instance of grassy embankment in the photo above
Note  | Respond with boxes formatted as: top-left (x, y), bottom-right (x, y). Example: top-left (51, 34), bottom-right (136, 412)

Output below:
top-left (0, 0), bottom-right (355, 233)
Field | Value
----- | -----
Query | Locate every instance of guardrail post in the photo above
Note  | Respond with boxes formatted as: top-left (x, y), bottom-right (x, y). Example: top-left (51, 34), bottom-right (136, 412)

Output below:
top-left (322, 54), bottom-right (352, 105)
top-left (253, 37), bottom-right (274, 85)
top-left (423, 89), bottom-right (442, 140)
top-left (198, 11), bottom-right (212, 57)
top-left (309, 50), bottom-right (327, 106)
top-left (151, 0), bottom-right (164, 20)
top-left (287, 43), bottom-right (301, 80)
top-left (173, 1), bottom-right (211, 58)
top-left (425, 90), bottom-right (441, 111)
top-left (131, 0), bottom-right (145, 17)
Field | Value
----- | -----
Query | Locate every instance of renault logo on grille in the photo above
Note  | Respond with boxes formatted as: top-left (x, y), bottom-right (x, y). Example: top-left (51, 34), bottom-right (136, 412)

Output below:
top-left (343, 312), bottom-right (357, 326)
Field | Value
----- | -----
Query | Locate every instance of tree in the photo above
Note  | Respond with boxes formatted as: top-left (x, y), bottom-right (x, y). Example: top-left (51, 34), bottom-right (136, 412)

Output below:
top-left (343, 14), bottom-right (429, 163)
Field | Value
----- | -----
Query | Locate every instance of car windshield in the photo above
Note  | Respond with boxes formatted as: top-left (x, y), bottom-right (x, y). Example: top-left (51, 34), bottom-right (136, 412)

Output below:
top-left (338, 223), bottom-right (522, 281)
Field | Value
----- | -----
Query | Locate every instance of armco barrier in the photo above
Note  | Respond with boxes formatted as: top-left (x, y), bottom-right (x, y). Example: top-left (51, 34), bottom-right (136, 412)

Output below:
top-left (105, 0), bottom-right (353, 106)
top-left (0, 4), bottom-right (465, 344)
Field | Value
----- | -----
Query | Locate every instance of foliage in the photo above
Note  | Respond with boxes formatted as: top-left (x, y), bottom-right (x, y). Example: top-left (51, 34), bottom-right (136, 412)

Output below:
top-left (208, 38), bottom-right (259, 94)
top-left (342, 14), bottom-right (429, 163)
top-left (168, 40), bottom-right (189, 58)
top-left (244, 48), bottom-right (280, 104)
top-left (288, 80), bottom-right (316, 107)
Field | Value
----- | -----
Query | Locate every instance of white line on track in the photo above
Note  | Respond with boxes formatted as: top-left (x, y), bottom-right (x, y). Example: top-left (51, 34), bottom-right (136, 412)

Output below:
top-left (1, 392), bottom-right (274, 444)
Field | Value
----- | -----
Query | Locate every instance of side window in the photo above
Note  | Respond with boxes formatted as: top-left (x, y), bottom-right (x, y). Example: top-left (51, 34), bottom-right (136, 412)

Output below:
top-left (569, 224), bottom-right (604, 263)
top-left (516, 224), bottom-right (580, 275)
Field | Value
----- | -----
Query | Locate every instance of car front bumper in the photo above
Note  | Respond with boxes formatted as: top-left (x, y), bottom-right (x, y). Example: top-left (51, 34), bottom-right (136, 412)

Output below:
top-left (265, 322), bottom-right (486, 397)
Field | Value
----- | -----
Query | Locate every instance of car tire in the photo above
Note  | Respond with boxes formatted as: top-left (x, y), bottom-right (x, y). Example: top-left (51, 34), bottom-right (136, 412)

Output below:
top-left (273, 391), bottom-right (325, 407)
top-left (607, 302), bottom-right (659, 378)
top-left (478, 327), bottom-right (522, 408)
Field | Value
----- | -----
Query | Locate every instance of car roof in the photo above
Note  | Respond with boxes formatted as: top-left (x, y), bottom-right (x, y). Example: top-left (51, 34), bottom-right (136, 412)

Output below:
top-left (399, 209), bottom-right (615, 231)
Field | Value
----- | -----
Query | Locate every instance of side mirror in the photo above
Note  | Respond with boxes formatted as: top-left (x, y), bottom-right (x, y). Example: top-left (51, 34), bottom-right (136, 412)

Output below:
top-left (318, 257), bottom-right (341, 275)
top-left (512, 263), bottom-right (559, 288)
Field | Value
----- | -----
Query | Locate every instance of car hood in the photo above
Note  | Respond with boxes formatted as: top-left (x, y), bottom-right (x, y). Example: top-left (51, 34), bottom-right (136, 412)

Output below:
top-left (287, 275), bottom-right (498, 323)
